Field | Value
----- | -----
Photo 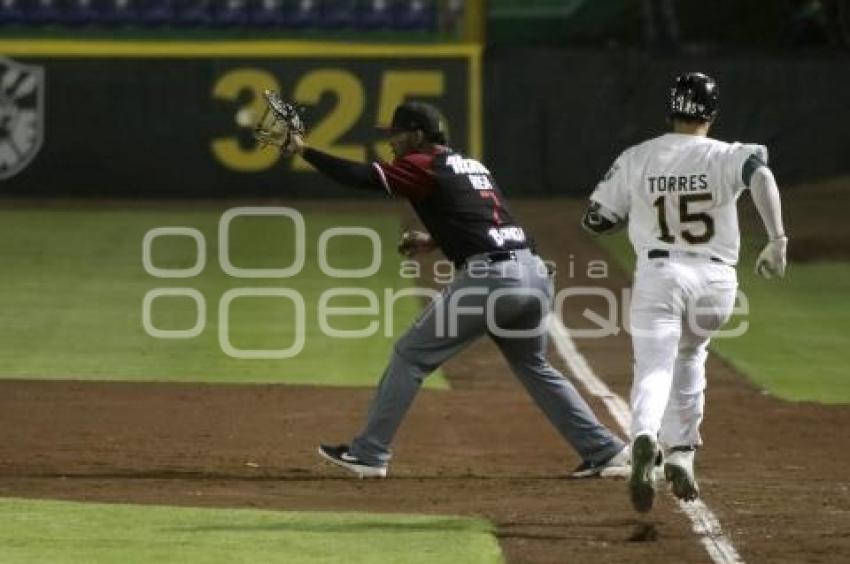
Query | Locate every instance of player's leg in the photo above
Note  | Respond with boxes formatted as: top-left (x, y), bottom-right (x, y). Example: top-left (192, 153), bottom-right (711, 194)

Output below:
top-left (342, 271), bottom-right (490, 469)
top-left (660, 269), bottom-right (737, 500)
top-left (489, 253), bottom-right (626, 474)
top-left (657, 333), bottom-right (708, 501)
top-left (658, 338), bottom-right (709, 450)
top-left (629, 289), bottom-right (683, 442)
top-left (628, 261), bottom-right (686, 511)
top-left (666, 274), bottom-right (736, 445)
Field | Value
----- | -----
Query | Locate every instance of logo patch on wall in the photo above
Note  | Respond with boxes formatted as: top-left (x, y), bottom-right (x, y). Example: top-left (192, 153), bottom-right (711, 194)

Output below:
top-left (0, 57), bottom-right (44, 180)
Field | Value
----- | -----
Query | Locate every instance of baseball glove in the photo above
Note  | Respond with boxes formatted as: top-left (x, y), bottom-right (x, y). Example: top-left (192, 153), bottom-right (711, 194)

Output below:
top-left (397, 229), bottom-right (436, 258)
top-left (253, 90), bottom-right (305, 156)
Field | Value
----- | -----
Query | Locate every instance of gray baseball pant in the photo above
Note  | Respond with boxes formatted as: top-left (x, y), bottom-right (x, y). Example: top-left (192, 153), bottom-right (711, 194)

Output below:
top-left (350, 249), bottom-right (625, 467)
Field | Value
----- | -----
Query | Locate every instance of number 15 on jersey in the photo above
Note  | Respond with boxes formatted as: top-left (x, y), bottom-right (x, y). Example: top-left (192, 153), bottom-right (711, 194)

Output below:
top-left (653, 193), bottom-right (715, 244)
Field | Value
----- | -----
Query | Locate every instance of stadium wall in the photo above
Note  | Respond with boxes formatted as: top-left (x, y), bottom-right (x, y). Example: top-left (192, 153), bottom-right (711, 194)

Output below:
top-left (0, 40), bottom-right (479, 197)
top-left (485, 48), bottom-right (850, 196)
top-left (1, 42), bottom-right (847, 197)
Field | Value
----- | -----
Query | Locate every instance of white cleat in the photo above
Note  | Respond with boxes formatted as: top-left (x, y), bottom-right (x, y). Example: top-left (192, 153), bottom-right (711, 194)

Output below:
top-left (595, 446), bottom-right (665, 479)
top-left (664, 447), bottom-right (699, 501)
top-left (571, 444), bottom-right (631, 479)
top-left (597, 445), bottom-right (631, 478)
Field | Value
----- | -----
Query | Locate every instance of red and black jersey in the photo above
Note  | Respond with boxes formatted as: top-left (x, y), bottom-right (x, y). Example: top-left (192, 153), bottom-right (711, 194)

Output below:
top-left (302, 146), bottom-right (531, 266)
top-left (373, 148), bottom-right (530, 265)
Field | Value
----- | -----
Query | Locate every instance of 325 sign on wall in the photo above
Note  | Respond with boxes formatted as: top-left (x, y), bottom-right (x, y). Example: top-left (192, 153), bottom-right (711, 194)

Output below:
top-left (0, 42), bottom-right (480, 196)
top-left (209, 49), bottom-right (480, 179)
top-left (212, 67), bottom-right (454, 172)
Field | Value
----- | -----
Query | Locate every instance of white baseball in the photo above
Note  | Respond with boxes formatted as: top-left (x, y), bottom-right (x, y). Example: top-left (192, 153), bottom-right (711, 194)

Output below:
top-left (236, 108), bottom-right (255, 128)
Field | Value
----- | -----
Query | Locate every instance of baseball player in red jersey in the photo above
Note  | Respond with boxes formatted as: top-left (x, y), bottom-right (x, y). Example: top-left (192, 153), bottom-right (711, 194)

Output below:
top-left (284, 101), bottom-right (629, 479)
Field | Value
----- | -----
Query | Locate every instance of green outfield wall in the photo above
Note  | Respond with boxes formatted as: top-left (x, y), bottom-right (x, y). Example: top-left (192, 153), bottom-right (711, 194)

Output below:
top-left (0, 40), bottom-right (480, 197)
top-left (2, 40), bottom-right (848, 197)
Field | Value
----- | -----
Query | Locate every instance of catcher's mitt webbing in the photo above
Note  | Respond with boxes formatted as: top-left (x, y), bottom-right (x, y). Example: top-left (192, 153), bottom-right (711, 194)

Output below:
top-left (253, 90), bottom-right (305, 152)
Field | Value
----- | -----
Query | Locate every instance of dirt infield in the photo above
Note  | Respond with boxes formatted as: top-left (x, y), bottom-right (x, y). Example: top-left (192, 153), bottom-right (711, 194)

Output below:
top-left (1, 201), bottom-right (848, 563)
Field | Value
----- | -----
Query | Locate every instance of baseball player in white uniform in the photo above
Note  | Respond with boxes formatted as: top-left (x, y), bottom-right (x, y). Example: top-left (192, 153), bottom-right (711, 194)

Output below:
top-left (581, 72), bottom-right (788, 513)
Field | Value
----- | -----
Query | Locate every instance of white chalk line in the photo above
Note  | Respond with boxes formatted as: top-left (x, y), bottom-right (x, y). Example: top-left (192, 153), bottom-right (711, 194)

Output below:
top-left (548, 315), bottom-right (744, 564)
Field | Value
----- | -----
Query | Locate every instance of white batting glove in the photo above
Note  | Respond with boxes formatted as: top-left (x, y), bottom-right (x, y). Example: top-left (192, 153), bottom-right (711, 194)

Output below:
top-left (755, 236), bottom-right (788, 279)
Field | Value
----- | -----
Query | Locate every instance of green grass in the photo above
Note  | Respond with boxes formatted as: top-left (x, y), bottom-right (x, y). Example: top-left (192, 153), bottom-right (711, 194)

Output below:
top-left (0, 207), bottom-right (447, 388)
top-left (0, 498), bottom-right (502, 564)
top-left (595, 231), bottom-right (850, 404)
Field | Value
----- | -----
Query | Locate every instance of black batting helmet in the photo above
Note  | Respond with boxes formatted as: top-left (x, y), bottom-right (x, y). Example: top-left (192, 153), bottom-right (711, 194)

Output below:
top-left (669, 72), bottom-right (719, 122)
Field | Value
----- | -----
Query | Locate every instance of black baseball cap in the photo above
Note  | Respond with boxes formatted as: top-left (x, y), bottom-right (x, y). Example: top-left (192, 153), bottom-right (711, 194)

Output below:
top-left (376, 101), bottom-right (445, 138)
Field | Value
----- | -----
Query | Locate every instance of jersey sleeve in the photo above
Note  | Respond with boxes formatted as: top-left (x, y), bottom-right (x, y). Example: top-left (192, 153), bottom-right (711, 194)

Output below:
top-left (725, 142), bottom-right (769, 194)
top-left (588, 152), bottom-right (631, 218)
top-left (373, 153), bottom-right (437, 201)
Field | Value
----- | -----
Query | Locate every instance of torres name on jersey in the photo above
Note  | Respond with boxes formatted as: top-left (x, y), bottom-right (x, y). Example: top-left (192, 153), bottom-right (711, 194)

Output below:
top-left (648, 174), bottom-right (708, 194)
top-left (589, 133), bottom-right (767, 265)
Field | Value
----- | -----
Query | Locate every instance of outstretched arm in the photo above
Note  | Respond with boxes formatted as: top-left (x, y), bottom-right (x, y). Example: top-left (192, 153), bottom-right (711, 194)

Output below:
top-left (290, 134), bottom-right (435, 200)
top-left (749, 166), bottom-right (788, 279)
top-left (290, 134), bottom-right (384, 192)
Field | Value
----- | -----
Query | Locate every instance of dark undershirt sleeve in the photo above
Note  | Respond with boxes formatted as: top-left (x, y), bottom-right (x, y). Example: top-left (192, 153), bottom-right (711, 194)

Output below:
top-left (302, 147), bottom-right (384, 193)
top-left (581, 201), bottom-right (622, 235)
top-left (742, 153), bottom-right (767, 187)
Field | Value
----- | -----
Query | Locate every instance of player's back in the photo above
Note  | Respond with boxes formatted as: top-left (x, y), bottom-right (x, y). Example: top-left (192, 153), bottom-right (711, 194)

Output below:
top-left (610, 133), bottom-right (764, 265)
top-left (377, 148), bottom-right (529, 266)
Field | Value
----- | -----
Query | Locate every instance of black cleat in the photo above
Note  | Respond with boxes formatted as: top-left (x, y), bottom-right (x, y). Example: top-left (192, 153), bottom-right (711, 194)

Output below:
top-left (317, 444), bottom-right (387, 479)
top-left (629, 435), bottom-right (659, 513)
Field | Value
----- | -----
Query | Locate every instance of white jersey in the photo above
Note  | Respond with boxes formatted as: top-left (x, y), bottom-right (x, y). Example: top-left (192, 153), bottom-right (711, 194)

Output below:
top-left (590, 133), bottom-right (766, 265)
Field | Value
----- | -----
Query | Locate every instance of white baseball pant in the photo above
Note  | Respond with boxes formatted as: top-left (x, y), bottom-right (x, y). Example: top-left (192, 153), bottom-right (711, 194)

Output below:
top-left (629, 253), bottom-right (738, 448)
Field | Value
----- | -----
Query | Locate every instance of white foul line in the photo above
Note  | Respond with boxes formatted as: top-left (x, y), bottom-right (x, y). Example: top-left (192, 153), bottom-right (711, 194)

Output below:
top-left (548, 315), bottom-right (744, 564)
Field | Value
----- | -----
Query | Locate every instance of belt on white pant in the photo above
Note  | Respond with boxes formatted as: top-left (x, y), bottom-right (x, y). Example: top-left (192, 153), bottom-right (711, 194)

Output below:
top-left (647, 249), bottom-right (726, 265)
